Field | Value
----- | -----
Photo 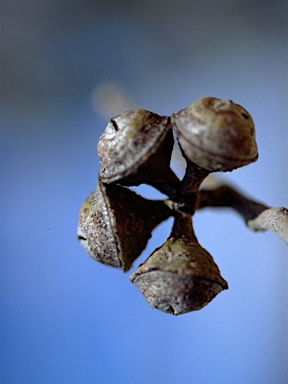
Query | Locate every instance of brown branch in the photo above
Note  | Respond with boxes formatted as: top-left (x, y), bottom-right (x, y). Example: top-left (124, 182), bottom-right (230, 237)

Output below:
top-left (196, 185), bottom-right (268, 222)
top-left (195, 184), bottom-right (288, 244)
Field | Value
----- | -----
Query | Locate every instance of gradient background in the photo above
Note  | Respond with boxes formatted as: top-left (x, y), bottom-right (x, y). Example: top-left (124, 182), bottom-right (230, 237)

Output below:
top-left (1, 1), bottom-right (288, 383)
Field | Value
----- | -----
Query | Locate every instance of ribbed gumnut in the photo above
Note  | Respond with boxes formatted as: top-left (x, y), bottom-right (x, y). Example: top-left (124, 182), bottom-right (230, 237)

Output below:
top-left (171, 97), bottom-right (258, 172)
top-left (77, 180), bottom-right (171, 272)
top-left (130, 212), bottom-right (228, 315)
top-left (97, 109), bottom-right (179, 197)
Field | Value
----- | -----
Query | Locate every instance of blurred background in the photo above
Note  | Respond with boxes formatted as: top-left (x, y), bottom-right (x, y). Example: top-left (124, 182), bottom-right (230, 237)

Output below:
top-left (1, 0), bottom-right (288, 383)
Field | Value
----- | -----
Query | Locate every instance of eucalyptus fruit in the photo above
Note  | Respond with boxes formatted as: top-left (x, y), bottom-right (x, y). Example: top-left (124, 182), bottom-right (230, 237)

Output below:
top-left (172, 97), bottom-right (258, 172)
top-left (78, 96), bottom-right (287, 316)
top-left (77, 180), bottom-right (171, 272)
top-left (97, 109), bottom-right (180, 197)
top-left (130, 212), bottom-right (228, 315)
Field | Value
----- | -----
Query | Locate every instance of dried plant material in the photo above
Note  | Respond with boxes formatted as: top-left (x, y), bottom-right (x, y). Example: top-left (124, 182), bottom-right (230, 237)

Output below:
top-left (248, 208), bottom-right (288, 244)
top-left (199, 174), bottom-right (226, 190)
top-left (78, 96), bottom-right (286, 315)
top-left (196, 185), bottom-right (288, 243)
top-left (131, 213), bottom-right (228, 315)
top-left (77, 181), bottom-right (171, 272)
top-left (97, 109), bottom-right (179, 197)
top-left (172, 97), bottom-right (258, 171)
top-left (178, 160), bottom-right (210, 200)
top-left (131, 269), bottom-right (227, 315)
top-left (196, 185), bottom-right (268, 221)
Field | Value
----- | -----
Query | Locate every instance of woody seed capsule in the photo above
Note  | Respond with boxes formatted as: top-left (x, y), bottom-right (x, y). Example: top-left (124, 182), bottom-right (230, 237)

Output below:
top-left (131, 212), bottom-right (228, 314)
top-left (172, 97), bottom-right (258, 172)
top-left (77, 180), bottom-right (172, 272)
top-left (97, 109), bottom-right (180, 197)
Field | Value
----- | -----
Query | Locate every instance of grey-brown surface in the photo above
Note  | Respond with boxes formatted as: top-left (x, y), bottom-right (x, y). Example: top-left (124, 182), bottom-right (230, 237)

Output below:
top-left (80, 99), bottom-right (287, 315)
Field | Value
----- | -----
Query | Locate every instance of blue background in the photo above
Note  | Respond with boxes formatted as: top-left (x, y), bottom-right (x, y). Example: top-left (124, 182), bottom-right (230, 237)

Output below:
top-left (1, 1), bottom-right (288, 383)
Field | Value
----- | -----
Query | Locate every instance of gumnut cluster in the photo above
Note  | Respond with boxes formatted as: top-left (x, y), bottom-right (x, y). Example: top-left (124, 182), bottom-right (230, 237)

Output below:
top-left (78, 97), bottom-right (287, 315)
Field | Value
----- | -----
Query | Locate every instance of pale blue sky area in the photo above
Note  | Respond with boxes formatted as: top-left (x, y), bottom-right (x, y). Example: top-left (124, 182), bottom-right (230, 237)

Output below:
top-left (1, 1), bottom-right (288, 383)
